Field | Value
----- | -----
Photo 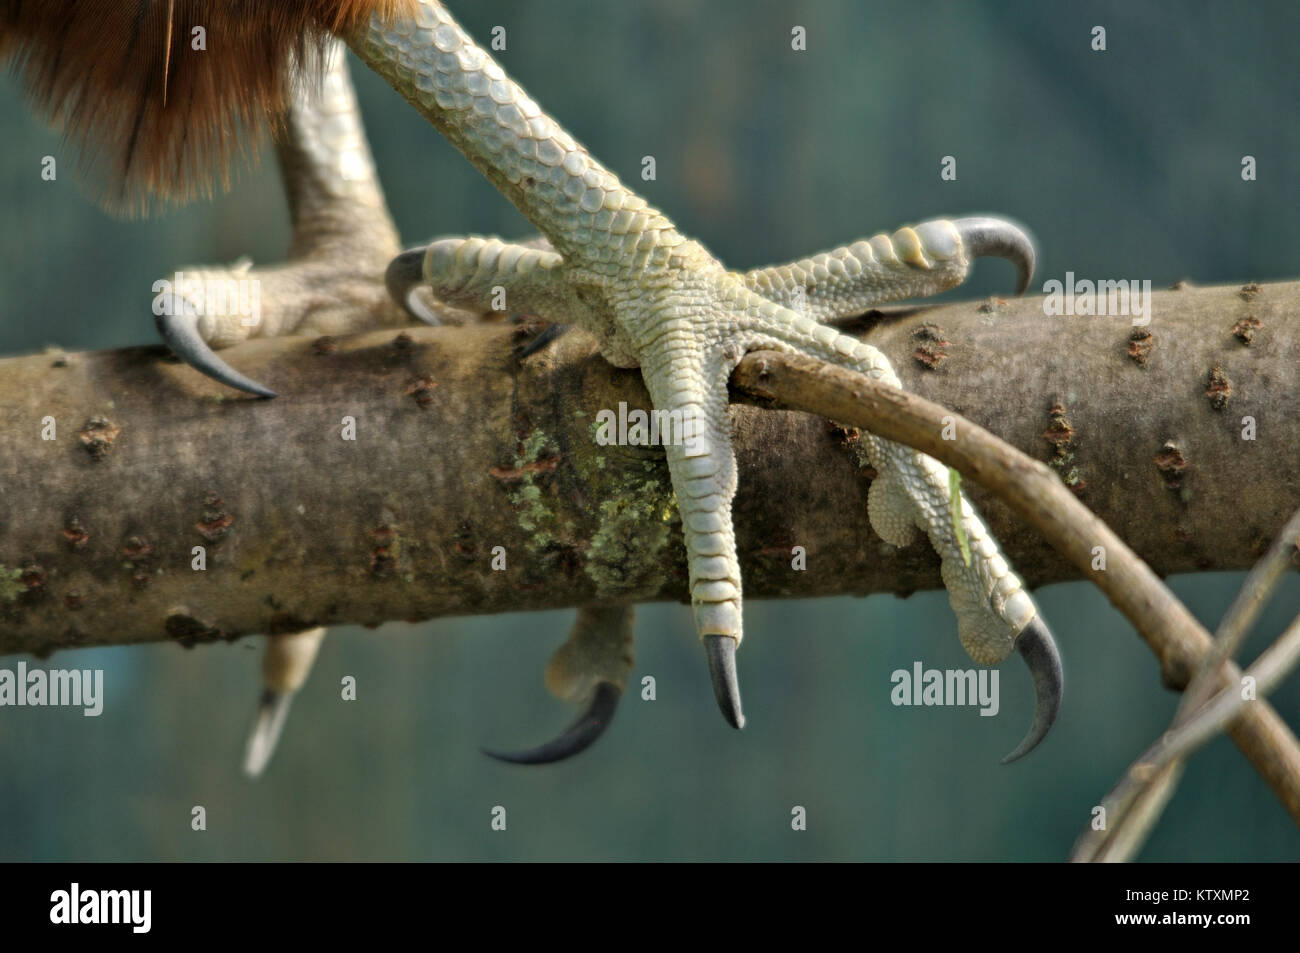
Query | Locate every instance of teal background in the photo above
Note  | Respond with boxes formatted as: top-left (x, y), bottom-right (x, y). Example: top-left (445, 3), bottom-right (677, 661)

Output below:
top-left (1, 0), bottom-right (1298, 860)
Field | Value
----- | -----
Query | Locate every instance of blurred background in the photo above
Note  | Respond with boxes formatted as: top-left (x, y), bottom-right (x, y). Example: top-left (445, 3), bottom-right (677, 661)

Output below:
top-left (1, 0), bottom-right (1298, 860)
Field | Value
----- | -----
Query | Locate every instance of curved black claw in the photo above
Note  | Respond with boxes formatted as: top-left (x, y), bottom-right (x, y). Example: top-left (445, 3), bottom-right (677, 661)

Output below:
top-left (516, 321), bottom-right (570, 358)
top-left (483, 682), bottom-right (622, 765)
top-left (1001, 615), bottom-right (1063, 763)
top-left (155, 311), bottom-right (276, 398)
top-left (704, 634), bottom-right (745, 730)
top-left (384, 246), bottom-right (442, 325)
top-left (951, 217), bottom-right (1036, 295)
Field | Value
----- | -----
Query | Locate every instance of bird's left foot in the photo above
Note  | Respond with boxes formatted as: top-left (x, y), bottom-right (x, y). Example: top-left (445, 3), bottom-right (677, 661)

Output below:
top-left (393, 216), bottom-right (1061, 760)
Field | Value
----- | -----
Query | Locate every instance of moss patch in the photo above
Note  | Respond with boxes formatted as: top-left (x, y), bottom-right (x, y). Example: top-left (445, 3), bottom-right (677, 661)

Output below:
top-left (582, 459), bottom-right (678, 598)
top-left (506, 429), bottom-right (566, 548)
top-left (0, 565), bottom-right (22, 604)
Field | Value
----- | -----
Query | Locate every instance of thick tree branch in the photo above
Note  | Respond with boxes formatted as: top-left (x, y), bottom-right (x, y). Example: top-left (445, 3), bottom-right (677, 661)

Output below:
top-left (4, 276), bottom-right (1298, 825)
top-left (1, 280), bottom-right (1295, 663)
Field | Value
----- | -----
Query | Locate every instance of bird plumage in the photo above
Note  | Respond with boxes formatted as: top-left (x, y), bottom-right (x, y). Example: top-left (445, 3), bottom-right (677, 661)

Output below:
top-left (0, 0), bottom-right (415, 212)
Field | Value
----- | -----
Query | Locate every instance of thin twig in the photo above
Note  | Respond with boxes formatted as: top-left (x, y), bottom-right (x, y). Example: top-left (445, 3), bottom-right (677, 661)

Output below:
top-left (1180, 507), bottom-right (1300, 718)
top-left (731, 350), bottom-right (1300, 830)
top-left (1072, 507), bottom-right (1300, 861)
top-left (1073, 610), bottom-right (1300, 861)
top-left (1091, 763), bottom-right (1183, 863)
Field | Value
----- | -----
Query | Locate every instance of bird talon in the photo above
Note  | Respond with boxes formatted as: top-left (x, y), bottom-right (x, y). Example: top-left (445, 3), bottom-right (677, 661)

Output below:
top-left (155, 310), bottom-right (277, 398)
top-left (950, 216), bottom-right (1036, 295)
top-left (483, 682), bottom-right (622, 765)
top-left (385, 246), bottom-right (444, 325)
top-left (703, 634), bottom-right (745, 730)
top-left (515, 322), bottom-right (570, 358)
top-left (1000, 615), bottom-right (1063, 763)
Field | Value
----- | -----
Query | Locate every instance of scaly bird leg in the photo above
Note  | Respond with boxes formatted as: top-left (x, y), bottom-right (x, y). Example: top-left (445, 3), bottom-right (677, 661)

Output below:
top-left (483, 605), bottom-right (634, 764)
top-left (350, 2), bottom-right (1062, 758)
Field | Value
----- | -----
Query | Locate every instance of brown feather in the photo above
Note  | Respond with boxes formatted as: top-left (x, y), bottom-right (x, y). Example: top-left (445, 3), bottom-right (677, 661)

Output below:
top-left (0, 0), bottom-right (417, 214)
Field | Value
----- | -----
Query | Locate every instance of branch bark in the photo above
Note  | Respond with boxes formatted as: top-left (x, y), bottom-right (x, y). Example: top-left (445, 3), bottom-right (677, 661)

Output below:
top-left (1, 280), bottom-right (1296, 660)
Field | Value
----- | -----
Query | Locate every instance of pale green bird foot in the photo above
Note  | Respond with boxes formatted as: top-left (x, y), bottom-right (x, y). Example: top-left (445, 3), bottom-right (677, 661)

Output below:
top-left (354, 0), bottom-right (1062, 760)
top-left (388, 217), bottom-right (1060, 757)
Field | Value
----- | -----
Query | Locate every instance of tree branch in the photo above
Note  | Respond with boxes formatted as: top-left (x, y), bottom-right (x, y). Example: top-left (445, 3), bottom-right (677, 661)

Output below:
top-left (2, 280), bottom-right (1296, 659)
top-left (4, 278), bottom-right (1299, 826)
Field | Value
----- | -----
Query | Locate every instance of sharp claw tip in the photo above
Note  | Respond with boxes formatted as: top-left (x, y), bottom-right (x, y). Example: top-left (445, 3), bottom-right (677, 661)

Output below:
top-left (703, 634), bottom-right (745, 730)
top-left (1000, 615), bottom-right (1063, 764)
top-left (999, 745), bottom-right (1030, 766)
top-left (386, 247), bottom-right (440, 325)
top-left (516, 322), bottom-right (570, 359)
top-left (952, 216), bottom-right (1036, 299)
top-left (156, 312), bottom-right (278, 398)
top-left (481, 682), bottom-right (622, 765)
